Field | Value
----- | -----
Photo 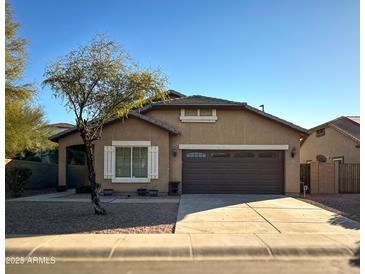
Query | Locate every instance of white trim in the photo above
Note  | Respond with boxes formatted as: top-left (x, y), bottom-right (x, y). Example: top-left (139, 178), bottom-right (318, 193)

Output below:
top-left (148, 146), bottom-right (159, 179)
top-left (112, 141), bottom-right (151, 146)
top-left (178, 144), bottom-right (289, 150)
top-left (180, 116), bottom-right (218, 123)
top-left (332, 157), bottom-right (344, 163)
top-left (112, 178), bottom-right (151, 183)
top-left (104, 146), bottom-right (115, 179)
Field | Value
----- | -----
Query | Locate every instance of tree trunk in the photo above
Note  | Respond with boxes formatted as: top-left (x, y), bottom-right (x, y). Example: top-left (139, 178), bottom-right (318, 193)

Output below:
top-left (84, 142), bottom-right (106, 215)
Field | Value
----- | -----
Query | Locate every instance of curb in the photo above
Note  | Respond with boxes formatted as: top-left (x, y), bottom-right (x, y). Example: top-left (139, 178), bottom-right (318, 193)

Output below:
top-left (5, 234), bottom-right (358, 261)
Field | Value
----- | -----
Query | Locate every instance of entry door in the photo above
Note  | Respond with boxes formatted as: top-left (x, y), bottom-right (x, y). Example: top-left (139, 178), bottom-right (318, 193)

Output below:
top-left (333, 157), bottom-right (343, 193)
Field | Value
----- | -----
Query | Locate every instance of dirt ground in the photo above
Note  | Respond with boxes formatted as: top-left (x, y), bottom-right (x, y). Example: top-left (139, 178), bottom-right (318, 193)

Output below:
top-left (296, 194), bottom-right (359, 222)
top-left (6, 201), bottom-right (178, 234)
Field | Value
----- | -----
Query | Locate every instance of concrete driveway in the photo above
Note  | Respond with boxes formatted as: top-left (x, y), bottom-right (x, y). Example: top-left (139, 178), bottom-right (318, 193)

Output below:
top-left (175, 194), bottom-right (360, 234)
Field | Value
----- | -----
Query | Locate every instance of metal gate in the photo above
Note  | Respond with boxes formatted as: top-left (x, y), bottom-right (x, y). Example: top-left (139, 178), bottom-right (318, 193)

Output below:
top-left (300, 163), bottom-right (311, 193)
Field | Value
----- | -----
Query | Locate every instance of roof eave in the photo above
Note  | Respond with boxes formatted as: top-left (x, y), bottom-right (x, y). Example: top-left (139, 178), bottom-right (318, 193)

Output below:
top-left (49, 112), bottom-right (180, 143)
top-left (328, 124), bottom-right (360, 144)
top-left (49, 127), bottom-right (78, 142)
top-left (243, 105), bottom-right (309, 136)
top-left (140, 104), bottom-right (246, 113)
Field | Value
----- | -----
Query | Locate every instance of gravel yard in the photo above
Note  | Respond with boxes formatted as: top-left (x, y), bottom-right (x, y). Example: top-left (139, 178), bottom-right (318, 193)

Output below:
top-left (5, 188), bottom-right (56, 200)
top-left (297, 194), bottom-right (360, 222)
top-left (6, 202), bottom-right (178, 235)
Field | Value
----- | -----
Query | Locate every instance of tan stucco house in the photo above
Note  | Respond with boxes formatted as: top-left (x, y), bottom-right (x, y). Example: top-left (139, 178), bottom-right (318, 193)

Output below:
top-left (50, 92), bottom-right (308, 195)
top-left (300, 116), bottom-right (360, 164)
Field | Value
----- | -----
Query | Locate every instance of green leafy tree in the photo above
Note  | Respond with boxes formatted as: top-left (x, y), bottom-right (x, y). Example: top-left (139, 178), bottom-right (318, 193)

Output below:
top-left (5, 1), bottom-right (52, 158)
top-left (5, 1), bottom-right (32, 100)
top-left (43, 36), bottom-right (168, 214)
top-left (5, 101), bottom-right (52, 157)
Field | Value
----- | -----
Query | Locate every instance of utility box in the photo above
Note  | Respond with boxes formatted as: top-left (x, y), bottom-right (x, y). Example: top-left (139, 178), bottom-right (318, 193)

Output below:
top-left (168, 181), bottom-right (180, 196)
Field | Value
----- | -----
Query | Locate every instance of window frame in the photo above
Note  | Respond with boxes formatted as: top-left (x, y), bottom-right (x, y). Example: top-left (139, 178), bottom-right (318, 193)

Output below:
top-left (180, 109), bottom-right (217, 123)
top-left (332, 156), bottom-right (344, 164)
top-left (316, 128), bottom-right (325, 137)
top-left (112, 141), bottom-right (151, 183)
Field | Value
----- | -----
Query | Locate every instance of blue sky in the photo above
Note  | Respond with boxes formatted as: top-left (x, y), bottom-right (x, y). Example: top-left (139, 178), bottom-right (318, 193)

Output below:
top-left (11, 0), bottom-right (359, 128)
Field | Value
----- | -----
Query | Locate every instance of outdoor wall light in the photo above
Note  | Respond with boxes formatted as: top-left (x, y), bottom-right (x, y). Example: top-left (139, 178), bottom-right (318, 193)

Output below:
top-left (291, 147), bottom-right (296, 158)
top-left (172, 148), bottom-right (177, 157)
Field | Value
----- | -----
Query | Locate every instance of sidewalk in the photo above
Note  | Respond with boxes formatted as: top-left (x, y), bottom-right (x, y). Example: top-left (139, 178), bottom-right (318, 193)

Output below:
top-left (6, 233), bottom-right (359, 261)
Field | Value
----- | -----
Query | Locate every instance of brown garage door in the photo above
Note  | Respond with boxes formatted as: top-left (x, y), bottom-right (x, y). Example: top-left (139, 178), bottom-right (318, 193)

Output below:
top-left (182, 150), bottom-right (284, 194)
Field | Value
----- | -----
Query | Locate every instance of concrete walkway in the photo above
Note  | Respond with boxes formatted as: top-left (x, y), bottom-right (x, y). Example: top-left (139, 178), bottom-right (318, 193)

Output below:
top-left (6, 233), bottom-right (359, 261)
top-left (6, 190), bottom-right (179, 204)
top-left (175, 194), bottom-right (360, 234)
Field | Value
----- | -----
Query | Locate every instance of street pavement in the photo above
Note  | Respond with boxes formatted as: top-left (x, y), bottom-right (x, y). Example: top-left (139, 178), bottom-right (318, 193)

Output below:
top-left (6, 258), bottom-right (359, 274)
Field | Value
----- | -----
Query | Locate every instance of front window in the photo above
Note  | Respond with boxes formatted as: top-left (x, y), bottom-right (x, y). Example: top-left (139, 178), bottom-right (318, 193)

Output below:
top-left (258, 152), bottom-right (277, 158)
top-left (233, 152), bottom-right (255, 158)
top-left (200, 109), bottom-right (213, 116)
top-left (186, 152), bottom-right (207, 158)
top-left (185, 109), bottom-right (198, 116)
top-left (210, 152), bottom-right (230, 158)
top-left (115, 147), bottom-right (148, 178)
top-left (180, 108), bottom-right (217, 122)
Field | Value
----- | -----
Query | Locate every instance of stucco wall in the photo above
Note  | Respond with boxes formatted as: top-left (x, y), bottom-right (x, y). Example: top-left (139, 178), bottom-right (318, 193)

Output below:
top-left (57, 117), bottom-right (170, 194)
top-left (93, 117), bottom-right (170, 193)
top-left (58, 133), bottom-right (83, 186)
top-left (146, 108), bottom-right (302, 193)
top-left (57, 108), bottom-right (302, 194)
top-left (300, 127), bottom-right (360, 164)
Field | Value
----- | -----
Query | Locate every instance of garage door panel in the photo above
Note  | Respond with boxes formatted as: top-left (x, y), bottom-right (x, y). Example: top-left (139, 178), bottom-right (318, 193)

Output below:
top-left (183, 168), bottom-right (282, 173)
top-left (183, 174), bottom-right (283, 181)
top-left (183, 168), bottom-right (282, 175)
top-left (182, 150), bottom-right (284, 194)
top-left (183, 180), bottom-right (283, 186)
top-left (186, 163), bottom-right (284, 167)
top-left (183, 167), bottom-right (283, 175)
top-left (184, 163), bottom-right (283, 169)
top-left (185, 158), bottom-right (282, 163)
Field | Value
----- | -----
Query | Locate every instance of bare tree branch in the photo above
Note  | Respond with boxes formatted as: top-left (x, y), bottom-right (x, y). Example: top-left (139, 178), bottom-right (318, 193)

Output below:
top-left (43, 36), bottom-right (168, 215)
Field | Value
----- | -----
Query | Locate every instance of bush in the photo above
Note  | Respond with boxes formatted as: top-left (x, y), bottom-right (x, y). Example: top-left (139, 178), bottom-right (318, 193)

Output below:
top-left (6, 167), bottom-right (32, 197)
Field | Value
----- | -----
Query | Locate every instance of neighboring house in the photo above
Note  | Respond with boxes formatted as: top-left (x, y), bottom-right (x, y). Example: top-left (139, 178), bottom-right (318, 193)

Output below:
top-left (40, 123), bottom-right (74, 164)
top-left (47, 123), bottom-right (74, 135)
top-left (300, 116), bottom-right (360, 164)
top-left (50, 92), bottom-right (308, 195)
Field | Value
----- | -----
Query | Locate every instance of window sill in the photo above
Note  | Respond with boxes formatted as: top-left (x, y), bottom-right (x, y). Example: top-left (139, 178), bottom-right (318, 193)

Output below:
top-left (112, 178), bottom-right (151, 183)
top-left (180, 116), bottom-right (217, 123)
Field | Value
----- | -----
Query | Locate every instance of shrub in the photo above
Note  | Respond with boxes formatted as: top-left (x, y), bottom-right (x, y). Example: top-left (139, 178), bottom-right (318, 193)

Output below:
top-left (6, 167), bottom-right (32, 197)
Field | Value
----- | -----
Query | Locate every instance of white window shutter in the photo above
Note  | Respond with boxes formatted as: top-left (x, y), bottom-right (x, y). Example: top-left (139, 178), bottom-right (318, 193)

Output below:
top-left (104, 146), bottom-right (115, 179)
top-left (148, 146), bottom-right (159, 179)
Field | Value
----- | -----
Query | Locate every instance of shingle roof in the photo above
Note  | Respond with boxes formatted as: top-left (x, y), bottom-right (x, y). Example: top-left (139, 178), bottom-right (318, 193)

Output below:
top-left (167, 89), bottom-right (186, 98)
top-left (49, 112), bottom-right (180, 142)
top-left (142, 95), bottom-right (308, 135)
top-left (144, 95), bottom-right (245, 108)
top-left (128, 111), bottom-right (180, 135)
top-left (243, 104), bottom-right (308, 134)
top-left (346, 116), bottom-right (360, 124)
top-left (310, 116), bottom-right (360, 143)
top-left (50, 94), bottom-right (309, 142)
top-left (48, 123), bottom-right (74, 128)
